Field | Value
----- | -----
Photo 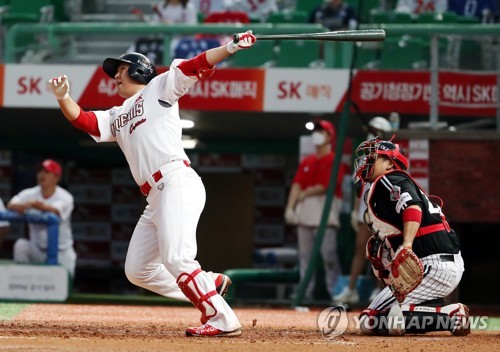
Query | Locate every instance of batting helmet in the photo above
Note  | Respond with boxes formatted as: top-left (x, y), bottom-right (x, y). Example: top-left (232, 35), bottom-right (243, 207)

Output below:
top-left (103, 52), bottom-right (157, 84)
top-left (354, 139), bottom-right (408, 181)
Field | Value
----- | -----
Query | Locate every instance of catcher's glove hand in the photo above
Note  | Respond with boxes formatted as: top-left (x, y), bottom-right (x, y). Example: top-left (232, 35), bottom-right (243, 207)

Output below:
top-left (388, 246), bottom-right (424, 303)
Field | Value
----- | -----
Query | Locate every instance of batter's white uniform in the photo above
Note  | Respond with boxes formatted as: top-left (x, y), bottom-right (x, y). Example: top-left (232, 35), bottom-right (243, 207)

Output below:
top-left (9, 185), bottom-right (77, 276)
top-left (89, 60), bottom-right (240, 332)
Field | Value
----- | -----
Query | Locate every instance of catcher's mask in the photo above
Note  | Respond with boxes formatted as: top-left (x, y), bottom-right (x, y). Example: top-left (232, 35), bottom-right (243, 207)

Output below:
top-left (103, 52), bottom-right (157, 84)
top-left (354, 138), bottom-right (408, 182)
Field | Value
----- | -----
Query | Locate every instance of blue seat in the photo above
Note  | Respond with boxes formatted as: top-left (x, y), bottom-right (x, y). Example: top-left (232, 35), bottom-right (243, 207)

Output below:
top-left (174, 37), bottom-right (220, 59)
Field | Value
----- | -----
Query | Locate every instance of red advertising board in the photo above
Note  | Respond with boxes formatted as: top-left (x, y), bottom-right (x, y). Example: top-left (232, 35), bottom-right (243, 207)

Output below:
top-left (349, 70), bottom-right (497, 117)
top-left (180, 68), bottom-right (265, 111)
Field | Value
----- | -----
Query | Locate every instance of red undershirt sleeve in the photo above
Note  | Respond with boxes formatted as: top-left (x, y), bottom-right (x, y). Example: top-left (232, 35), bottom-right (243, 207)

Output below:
top-left (402, 207), bottom-right (422, 224)
top-left (70, 108), bottom-right (100, 137)
top-left (177, 52), bottom-right (215, 80)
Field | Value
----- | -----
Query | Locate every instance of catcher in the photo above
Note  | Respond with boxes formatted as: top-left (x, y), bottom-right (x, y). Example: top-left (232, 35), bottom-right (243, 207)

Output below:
top-left (353, 138), bottom-right (470, 336)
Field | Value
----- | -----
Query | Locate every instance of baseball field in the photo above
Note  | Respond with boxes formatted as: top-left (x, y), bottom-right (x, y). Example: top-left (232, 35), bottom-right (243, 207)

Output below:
top-left (1, 303), bottom-right (499, 351)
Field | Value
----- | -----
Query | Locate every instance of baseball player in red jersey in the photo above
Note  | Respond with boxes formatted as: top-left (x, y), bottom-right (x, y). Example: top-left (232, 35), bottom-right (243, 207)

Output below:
top-left (353, 138), bottom-right (470, 336)
top-left (285, 120), bottom-right (346, 300)
top-left (48, 31), bottom-right (256, 337)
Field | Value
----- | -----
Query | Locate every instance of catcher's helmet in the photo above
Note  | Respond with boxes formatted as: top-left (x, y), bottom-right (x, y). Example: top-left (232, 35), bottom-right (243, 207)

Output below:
top-left (354, 138), bottom-right (408, 181)
top-left (102, 52), bottom-right (157, 84)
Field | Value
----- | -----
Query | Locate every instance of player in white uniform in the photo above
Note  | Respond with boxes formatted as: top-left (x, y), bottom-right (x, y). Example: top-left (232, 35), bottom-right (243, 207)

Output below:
top-left (7, 159), bottom-right (77, 276)
top-left (48, 31), bottom-right (256, 337)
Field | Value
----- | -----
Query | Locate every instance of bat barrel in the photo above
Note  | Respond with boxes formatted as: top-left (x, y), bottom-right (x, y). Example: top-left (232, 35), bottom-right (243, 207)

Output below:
top-left (254, 29), bottom-right (386, 42)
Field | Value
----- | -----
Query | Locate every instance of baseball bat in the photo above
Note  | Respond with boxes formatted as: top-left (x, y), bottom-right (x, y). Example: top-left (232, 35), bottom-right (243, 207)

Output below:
top-left (233, 29), bottom-right (386, 42)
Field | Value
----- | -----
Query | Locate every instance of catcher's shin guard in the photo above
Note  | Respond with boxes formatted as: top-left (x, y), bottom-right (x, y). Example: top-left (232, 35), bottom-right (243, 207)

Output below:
top-left (362, 303), bottom-right (471, 336)
top-left (177, 269), bottom-right (218, 324)
top-left (400, 303), bottom-right (471, 335)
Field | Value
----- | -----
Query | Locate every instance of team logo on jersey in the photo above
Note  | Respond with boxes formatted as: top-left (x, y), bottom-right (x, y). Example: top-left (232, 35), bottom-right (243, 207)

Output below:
top-left (130, 118), bottom-right (146, 135)
top-left (111, 100), bottom-right (145, 137)
top-left (390, 185), bottom-right (401, 201)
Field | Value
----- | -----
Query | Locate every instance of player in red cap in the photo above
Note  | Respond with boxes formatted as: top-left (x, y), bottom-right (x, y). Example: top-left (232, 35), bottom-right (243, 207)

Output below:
top-left (7, 159), bottom-right (77, 276)
top-left (285, 119), bottom-right (347, 301)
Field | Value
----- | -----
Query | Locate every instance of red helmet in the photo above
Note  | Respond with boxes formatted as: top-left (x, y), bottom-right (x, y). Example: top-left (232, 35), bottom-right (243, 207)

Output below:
top-left (354, 138), bottom-right (408, 182)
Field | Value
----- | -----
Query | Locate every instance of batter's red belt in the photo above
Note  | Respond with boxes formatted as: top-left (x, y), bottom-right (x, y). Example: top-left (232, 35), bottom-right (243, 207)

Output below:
top-left (140, 160), bottom-right (190, 196)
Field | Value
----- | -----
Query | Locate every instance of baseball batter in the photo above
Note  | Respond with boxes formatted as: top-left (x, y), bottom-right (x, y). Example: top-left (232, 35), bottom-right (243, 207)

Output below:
top-left (48, 31), bottom-right (256, 337)
top-left (353, 138), bottom-right (470, 336)
top-left (7, 159), bottom-right (77, 276)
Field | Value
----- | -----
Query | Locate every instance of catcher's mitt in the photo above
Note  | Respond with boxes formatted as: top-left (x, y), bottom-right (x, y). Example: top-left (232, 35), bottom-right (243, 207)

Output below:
top-left (388, 246), bottom-right (424, 303)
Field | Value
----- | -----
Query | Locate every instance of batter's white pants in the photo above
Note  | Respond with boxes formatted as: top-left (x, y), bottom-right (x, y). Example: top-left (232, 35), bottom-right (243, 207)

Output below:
top-left (13, 238), bottom-right (77, 277)
top-left (369, 252), bottom-right (465, 312)
top-left (124, 161), bottom-right (240, 331)
top-left (297, 225), bottom-right (341, 299)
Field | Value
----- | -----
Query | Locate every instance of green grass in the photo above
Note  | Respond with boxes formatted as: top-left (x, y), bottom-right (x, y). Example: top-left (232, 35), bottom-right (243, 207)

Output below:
top-left (483, 317), bottom-right (500, 331)
top-left (0, 303), bottom-right (29, 320)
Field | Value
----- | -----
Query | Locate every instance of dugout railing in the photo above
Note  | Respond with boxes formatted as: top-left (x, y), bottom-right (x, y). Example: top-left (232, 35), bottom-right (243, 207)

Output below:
top-left (0, 209), bottom-right (59, 264)
top-left (0, 210), bottom-right (72, 302)
top-left (3, 22), bottom-right (328, 65)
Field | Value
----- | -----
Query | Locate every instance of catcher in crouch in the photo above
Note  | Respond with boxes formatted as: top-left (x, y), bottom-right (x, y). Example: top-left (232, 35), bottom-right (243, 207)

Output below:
top-left (353, 138), bottom-right (470, 336)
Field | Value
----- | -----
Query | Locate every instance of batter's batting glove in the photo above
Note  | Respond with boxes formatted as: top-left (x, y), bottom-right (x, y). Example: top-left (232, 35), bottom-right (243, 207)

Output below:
top-left (48, 75), bottom-right (70, 100)
top-left (226, 30), bottom-right (257, 54)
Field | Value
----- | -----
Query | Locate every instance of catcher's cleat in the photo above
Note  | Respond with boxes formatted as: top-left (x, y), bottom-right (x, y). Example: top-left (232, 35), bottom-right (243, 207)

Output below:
top-left (387, 304), bottom-right (405, 336)
top-left (185, 324), bottom-right (242, 337)
top-left (449, 303), bottom-right (471, 336)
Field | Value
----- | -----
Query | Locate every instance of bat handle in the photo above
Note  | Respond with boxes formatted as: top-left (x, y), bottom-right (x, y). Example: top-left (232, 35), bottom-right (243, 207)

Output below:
top-left (232, 34), bottom-right (240, 44)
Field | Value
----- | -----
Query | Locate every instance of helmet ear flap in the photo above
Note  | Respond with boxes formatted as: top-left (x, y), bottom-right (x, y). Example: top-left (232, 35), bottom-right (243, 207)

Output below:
top-left (128, 65), bottom-right (147, 84)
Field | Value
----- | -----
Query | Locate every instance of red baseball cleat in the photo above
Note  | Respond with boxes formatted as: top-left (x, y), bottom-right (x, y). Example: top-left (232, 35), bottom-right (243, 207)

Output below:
top-left (185, 324), bottom-right (242, 337)
top-left (450, 303), bottom-right (471, 336)
top-left (213, 273), bottom-right (232, 298)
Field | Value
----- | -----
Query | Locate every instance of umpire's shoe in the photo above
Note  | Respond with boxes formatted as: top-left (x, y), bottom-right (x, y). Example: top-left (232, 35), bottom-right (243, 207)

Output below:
top-left (186, 324), bottom-right (242, 337)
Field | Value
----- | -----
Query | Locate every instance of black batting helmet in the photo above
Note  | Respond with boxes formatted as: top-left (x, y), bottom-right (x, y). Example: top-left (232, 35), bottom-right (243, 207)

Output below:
top-left (102, 52), bottom-right (157, 84)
